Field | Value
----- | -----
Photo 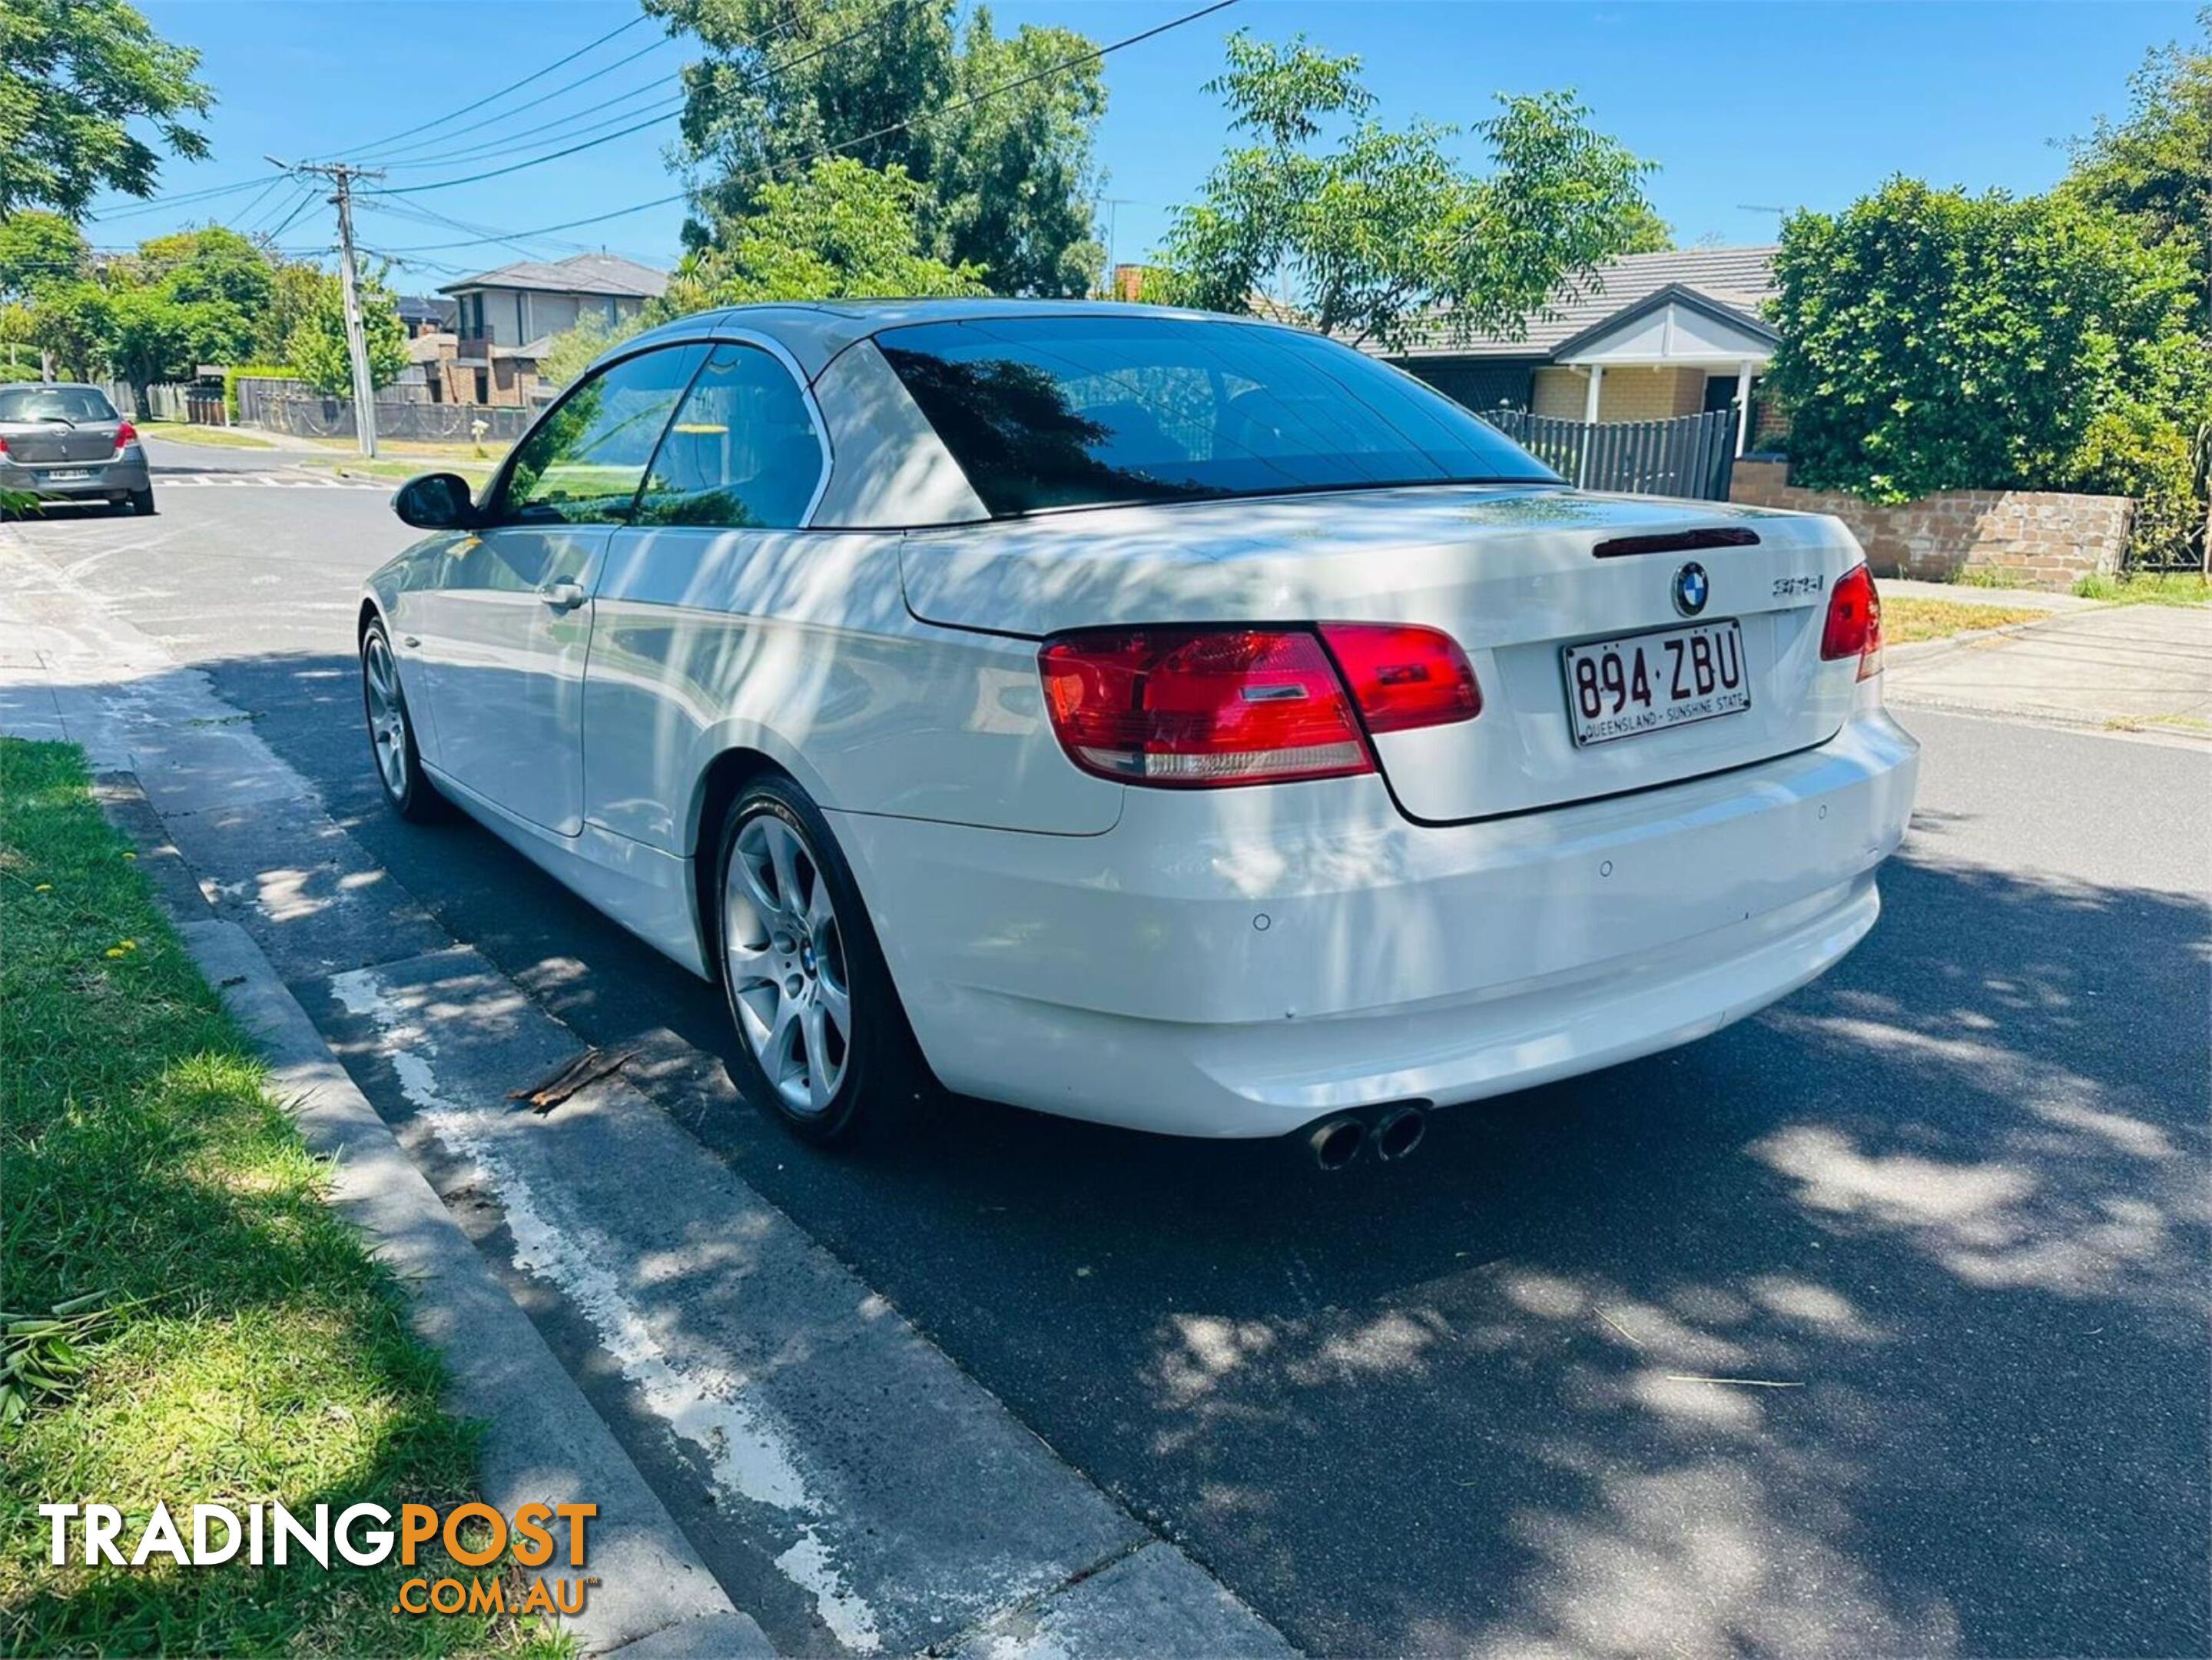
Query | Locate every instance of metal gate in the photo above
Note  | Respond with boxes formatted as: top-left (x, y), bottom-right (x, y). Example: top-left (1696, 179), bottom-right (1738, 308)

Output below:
top-left (1479, 407), bottom-right (1737, 501)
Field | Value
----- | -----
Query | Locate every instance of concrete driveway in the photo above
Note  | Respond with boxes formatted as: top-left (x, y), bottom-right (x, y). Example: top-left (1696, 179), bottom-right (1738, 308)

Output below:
top-left (2, 440), bottom-right (2206, 1657)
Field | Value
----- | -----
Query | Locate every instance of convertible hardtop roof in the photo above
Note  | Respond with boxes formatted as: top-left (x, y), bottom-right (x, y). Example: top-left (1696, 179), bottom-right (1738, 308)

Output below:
top-left (611, 298), bottom-right (1285, 380)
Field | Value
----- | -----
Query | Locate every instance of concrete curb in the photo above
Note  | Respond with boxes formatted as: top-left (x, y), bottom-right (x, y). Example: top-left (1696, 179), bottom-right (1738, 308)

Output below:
top-left (96, 776), bottom-right (775, 1658)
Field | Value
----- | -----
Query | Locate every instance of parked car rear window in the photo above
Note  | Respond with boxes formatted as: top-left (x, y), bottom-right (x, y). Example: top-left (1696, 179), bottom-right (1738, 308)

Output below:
top-left (0, 387), bottom-right (118, 424)
top-left (874, 315), bottom-right (1559, 519)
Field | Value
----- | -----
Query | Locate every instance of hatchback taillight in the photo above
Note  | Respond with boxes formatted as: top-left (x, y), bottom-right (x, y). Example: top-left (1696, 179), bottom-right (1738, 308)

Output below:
top-left (1039, 623), bottom-right (1481, 788)
top-left (1820, 563), bottom-right (1883, 680)
top-left (113, 420), bottom-right (138, 450)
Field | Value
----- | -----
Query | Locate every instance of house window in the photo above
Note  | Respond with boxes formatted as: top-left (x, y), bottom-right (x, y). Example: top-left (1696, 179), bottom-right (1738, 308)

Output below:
top-left (473, 369), bottom-right (489, 403)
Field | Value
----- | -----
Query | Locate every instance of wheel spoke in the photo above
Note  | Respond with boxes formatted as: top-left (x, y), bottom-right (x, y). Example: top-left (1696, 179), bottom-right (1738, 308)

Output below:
top-left (734, 826), bottom-right (781, 921)
top-left (766, 822), bottom-right (802, 916)
top-left (802, 1005), bottom-right (833, 1110)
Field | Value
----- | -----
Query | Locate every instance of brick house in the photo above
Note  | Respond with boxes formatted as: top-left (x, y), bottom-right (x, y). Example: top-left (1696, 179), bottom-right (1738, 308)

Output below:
top-left (1379, 246), bottom-right (1784, 456)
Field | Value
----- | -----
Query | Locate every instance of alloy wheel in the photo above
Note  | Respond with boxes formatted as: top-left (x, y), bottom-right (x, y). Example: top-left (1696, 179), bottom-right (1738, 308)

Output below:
top-left (724, 814), bottom-right (852, 1116)
top-left (363, 632), bottom-right (408, 796)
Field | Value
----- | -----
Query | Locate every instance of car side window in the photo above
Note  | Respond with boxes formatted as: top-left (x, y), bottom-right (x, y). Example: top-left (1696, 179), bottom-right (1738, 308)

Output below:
top-left (499, 344), bottom-right (708, 526)
top-left (632, 344), bottom-right (824, 530)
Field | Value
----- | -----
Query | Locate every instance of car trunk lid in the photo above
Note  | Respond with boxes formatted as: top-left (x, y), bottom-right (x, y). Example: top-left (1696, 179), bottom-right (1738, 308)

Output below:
top-left (899, 485), bottom-right (1868, 822)
top-left (3, 421), bottom-right (120, 465)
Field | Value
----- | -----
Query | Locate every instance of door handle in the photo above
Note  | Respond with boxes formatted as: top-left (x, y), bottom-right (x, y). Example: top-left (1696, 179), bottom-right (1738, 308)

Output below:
top-left (537, 579), bottom-right (588, 611)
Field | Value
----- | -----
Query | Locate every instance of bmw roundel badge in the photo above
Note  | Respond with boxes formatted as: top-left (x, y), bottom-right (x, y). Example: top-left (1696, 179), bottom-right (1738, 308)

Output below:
top-left (1673, 561), bottom-right (1710, 617)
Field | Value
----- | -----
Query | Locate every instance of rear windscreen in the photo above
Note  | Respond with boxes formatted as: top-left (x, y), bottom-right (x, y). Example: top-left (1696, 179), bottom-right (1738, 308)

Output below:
top-left (0, 387), bottom-right (119, 423)
top-left (874, 315), bottom-right (1558, 519)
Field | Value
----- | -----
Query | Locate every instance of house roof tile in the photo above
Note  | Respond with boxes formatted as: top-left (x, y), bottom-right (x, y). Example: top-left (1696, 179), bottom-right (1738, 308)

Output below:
top-left (1386, 245), bottom-right (1778, 360)
top-left (439, 252), bottom-right (668, 299)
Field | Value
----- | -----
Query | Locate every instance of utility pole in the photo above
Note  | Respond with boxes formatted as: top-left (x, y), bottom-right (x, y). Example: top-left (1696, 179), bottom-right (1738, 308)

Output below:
top-left (270, 157), bottom-right (385, 457)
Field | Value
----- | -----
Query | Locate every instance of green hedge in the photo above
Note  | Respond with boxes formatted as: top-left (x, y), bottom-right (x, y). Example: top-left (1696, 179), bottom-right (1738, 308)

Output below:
top-left (221, 363), bottom-right (295, 420)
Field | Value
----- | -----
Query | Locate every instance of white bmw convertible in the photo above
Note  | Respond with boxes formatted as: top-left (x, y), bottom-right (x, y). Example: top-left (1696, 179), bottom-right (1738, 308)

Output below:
top-left (360, 301), bottom-right (1918, 1162)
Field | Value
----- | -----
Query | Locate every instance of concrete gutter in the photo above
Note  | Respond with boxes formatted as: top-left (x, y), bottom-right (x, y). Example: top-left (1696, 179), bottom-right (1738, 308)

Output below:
top-left (96, 775), bottom-right (773, 1658)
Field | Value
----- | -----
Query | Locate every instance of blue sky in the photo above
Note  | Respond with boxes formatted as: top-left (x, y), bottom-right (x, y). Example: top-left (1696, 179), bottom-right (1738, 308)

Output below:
top-left (91, 0), bottom-right (2198, 290)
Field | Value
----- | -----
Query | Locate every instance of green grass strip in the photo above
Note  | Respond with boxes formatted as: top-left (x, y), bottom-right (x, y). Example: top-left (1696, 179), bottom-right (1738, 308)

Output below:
top-left (0, 739), bottom-right (567, 1658)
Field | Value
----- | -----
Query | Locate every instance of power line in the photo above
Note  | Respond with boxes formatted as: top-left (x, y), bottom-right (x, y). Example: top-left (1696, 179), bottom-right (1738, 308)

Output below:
top-left (368, 5), bottom-right (900, 197)
top-left (371, 0), bottom-right (1238, 240)
top-left (83, 172), bottom-right (291, 224)
top-left (324, 12), bottom-right (652, 162)
top-left (362, 35), bottom-right (682, 165)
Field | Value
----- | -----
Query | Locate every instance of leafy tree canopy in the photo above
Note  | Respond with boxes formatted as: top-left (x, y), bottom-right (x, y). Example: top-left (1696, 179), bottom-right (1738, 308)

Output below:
top-left (131, 226), bottom-right (274, 315)
top-left (0, 0), bottom-right (212, 220)
top-left (1152, 31), bottom-right (1657, 350)
top-left (647, 0), bottom-right (1104, 294)
top-left (1765, 178), bottom-right (2197, 508)
top-left (284, 267), bottom-right (406, 398)
top-left (2061, 8), bottom-right (2210, 323)
top-left (665, 157), bottom-right (987, 309)
top-left (0, 211), bottom-right (90, 301)
top-left (106, 286), bottom-right (243, 399)
top-left (23, 281), bottom-right (112, 380)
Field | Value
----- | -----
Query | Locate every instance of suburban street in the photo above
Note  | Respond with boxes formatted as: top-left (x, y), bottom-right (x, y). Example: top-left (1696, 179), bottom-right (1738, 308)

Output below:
top-left (5, 437), bottom-right (2207, 1655)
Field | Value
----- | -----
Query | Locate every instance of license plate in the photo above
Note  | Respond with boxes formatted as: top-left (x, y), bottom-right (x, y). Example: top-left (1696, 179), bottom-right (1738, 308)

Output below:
top-left (42, 469), bottom-right (91, 482)
top-left (1562, 619), bottom-right (1750, 746)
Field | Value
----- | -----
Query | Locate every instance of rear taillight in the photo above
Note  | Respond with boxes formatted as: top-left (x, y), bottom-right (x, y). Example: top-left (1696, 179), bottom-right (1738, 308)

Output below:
top-left (113, 420), bottom-right (138, 450)
top-left (1820, 563), bottom-right (1883, 680)
top-left (1040, 627), bottom-right (1375, 787)
top-left (1317, 622), bottom-right (1481, 732)
top-left (1039, 622), bottom-right (1482, 788)
top-left (0, 433), bottom-right (8, 456)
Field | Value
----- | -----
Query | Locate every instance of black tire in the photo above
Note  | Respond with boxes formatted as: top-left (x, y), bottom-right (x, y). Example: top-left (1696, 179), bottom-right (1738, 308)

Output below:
top-left (360, 617), bottom-right (446, 822)
top-left (714, 775), bottom-right (928, 1147)
top-left (106, 497), bottom-right (131, 516)
top-left (129, 489), bottom-right (156, 516)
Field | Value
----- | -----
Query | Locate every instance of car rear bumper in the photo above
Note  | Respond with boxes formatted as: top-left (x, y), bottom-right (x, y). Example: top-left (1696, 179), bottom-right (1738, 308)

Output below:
top-left (0, 449), bottom-right (150, 500)
top-left (830, 706), bottom-right (1920, 1137)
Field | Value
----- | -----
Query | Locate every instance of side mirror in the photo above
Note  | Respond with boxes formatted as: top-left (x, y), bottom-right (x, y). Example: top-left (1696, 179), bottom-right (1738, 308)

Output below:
top-left (393, 472), bottom-right (476, 530)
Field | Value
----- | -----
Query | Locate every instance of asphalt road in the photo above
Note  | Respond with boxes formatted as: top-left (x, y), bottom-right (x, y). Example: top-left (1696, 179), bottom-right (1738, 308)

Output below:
top-left (18, 442), bottom-right (2210, 1656)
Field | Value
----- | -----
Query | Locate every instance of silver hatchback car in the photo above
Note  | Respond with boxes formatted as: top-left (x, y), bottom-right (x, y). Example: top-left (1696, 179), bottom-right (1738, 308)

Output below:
top-left (0, 383), bottom-right (155, 515)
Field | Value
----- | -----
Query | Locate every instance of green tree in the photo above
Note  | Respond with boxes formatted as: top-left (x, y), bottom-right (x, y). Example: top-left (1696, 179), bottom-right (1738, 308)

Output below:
top-left (26, 281), bottom-right (114, 380)
top-left (106, 286), bottom-right (240, 408)
top-left (665, 157), bottom-right (987, 310)
top-left (0, 0), bottom-right (213, 219)
top-left (132, 225), bottom-right (274, 315)
top-left (648, 0), bottom-right (1103, 294)
top-left (1152, 32), bottom-right (1657, 350)
top-left (1764, 179), bottom-right (2196, 508)
top-left (0, 211), bottom-right (89, 300)
top-left (283, 268), bottom-right (406, 397)
top-left (1617, 203), bottom-right (1676, 254)
top-left (2062, 9), bottom-right (2210, 323)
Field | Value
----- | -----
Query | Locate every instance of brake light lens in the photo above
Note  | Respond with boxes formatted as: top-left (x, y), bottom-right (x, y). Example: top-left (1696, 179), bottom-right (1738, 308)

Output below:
top-left (1820, 563), bottom-right (1883, 680)
top-left (113, 420), bottom-right (138, 450)
top-left (1039, 627), bottom-right (1375, 787)
top-left (1318, 622), bottom-right (1481, 732)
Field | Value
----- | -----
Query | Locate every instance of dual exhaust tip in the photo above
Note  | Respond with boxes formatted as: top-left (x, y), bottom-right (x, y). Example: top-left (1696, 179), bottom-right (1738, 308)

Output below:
top-left (1305, 1104), bottom-right (1428, 1171)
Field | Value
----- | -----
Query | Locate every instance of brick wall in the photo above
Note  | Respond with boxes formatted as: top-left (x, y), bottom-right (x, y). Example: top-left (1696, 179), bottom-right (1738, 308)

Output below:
top-left (1729, 460), bottom-right (2131, 590)
top-left (1532, 365), bottom-right (1709, 423)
